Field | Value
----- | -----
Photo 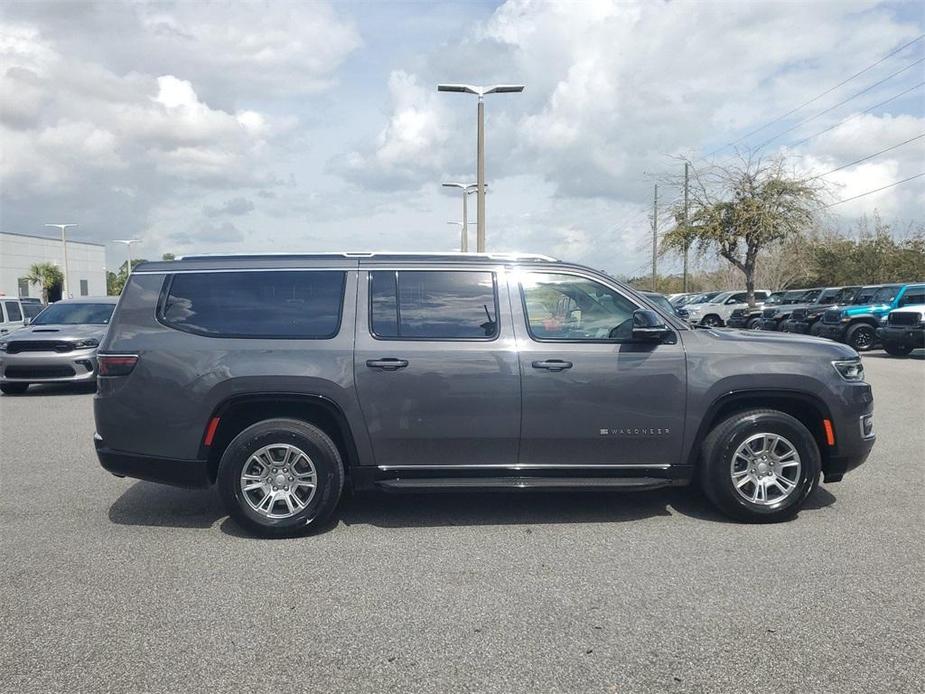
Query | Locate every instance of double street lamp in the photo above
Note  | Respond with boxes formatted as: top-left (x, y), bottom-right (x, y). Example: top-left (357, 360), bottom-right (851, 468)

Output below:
top-left (45, 223), bottom-right (77, 299)
top-left (437, 84), bottom-right (524, 252)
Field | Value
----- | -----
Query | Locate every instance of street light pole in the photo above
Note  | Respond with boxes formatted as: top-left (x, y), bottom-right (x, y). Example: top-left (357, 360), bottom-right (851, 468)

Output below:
top-left (442, 182), bottom-right (480, 253)
top-left (446, 222), bottom-right (466, 252)
top-left (113, 239), bottom-right (140, 286)
top-left (437, 83), bottom-right (524, 252)
top-left (45, 224), bottom-right (77, 299)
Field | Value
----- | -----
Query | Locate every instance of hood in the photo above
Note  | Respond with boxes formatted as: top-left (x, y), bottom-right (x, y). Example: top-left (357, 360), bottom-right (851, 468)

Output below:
top-left (690, 325), bottom-right (857, 359)
top-left (7, 323), bottom-right (110, 342)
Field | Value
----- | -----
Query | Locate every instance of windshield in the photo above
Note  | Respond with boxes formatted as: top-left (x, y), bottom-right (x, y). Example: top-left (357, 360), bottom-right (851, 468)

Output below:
top-left (32, 302), bottom-right (115, 325)
top-left (764, 292), bottom-right (785, 305)
top-left (22, 302), bottom-right (44, 319)
top-left (644, 294), bottom-right (675, 314)
top-left (851, 287), bottom-right (878, 304)
top-left (782, 291), bottom-right (805, 303)
top-left (709, 292), bottom-right (733, 304)
top-left (872, 286), bottom-right (900, 304)
top-left (689, 292), bottom-right (719, 304)
top-left (801, 289), bottom-right (822, 302)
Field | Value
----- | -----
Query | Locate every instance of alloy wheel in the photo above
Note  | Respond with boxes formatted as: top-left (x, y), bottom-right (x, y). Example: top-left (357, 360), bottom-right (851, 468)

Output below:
top-left (240, 443), bottom-right (317, 519)
top-left (730, 433), bottom-right (802, 506)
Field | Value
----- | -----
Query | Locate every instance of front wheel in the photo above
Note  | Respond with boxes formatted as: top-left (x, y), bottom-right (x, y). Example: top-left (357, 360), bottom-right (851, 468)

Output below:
top-left (217, 418), bottom-right (345, 537)
top-left (701, 315), bottom-right (722, 328)
top-left (0, 383), bottom-right (29, 395)
top-left (700, 409), bottom-right (820, 523)
top-left (846, 323), bottom-right (876, 351)
top-left (746, 317), bottom-right (762, 330)
top-left (883, 342), bottom-right (913, 357)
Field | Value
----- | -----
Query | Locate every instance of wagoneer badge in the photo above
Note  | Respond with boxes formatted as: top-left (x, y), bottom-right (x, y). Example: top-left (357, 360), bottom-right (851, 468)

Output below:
top-left (600, 427), bottom-right (671, 437)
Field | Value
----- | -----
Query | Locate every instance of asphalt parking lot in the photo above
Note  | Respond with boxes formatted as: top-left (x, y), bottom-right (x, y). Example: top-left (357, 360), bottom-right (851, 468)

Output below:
top-left (1, 353), bottom-right (923, 694)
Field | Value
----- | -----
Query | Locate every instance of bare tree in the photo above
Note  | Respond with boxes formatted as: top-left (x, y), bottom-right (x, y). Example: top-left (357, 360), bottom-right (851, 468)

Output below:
top-left (661, 153), bottom-right (825, 306)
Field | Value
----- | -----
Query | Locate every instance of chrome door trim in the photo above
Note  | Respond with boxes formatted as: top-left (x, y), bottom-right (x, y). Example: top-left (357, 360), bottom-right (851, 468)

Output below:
top-left (377, 463), bottom-right (672, 471)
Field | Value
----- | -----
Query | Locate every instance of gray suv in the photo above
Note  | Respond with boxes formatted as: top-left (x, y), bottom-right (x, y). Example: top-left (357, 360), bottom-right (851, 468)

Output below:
top-left (94, 253), bottom-right (875, 536)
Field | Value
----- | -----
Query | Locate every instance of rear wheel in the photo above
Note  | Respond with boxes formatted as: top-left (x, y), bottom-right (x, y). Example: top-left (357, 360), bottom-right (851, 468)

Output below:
top-left (700, 409), bottom-right (820, 523)
top-left (883, 342), bottom-right (913, 357)
top-left (0, 383), bottom-right (29, 395)
top-left (846, 323), bottom-right (876, 351)
top-left (217, 418), bottom-right (345, 537)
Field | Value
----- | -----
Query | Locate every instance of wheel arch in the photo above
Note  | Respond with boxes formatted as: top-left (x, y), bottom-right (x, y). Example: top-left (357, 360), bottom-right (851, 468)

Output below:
top-left (688, 389), bottom-right (834, 469)
top-left (201, 393), bottom-right (362, 484)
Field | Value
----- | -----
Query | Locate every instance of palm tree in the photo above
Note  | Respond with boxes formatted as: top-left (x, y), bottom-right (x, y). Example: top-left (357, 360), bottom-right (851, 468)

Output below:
top-left (23, 262), bottom-right (63, 305)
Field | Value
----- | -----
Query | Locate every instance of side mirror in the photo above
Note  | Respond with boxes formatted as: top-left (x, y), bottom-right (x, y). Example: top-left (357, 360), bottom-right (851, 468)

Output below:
top-left (23, 317), bottom-right (31, 326)
top-left (631, 309), bottom-right (672, 342)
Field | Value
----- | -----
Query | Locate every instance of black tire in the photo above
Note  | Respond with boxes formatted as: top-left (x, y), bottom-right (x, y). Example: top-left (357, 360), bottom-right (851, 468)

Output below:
top-left (217, 418), bottom-right (345, 538)
top-left (846, 323), bottom-right (876, 352)
top-left (701, 314), bottom-right (722, 328)
top-left (809, 322), bottom-right (824, 337)
top-left (0, 383), bottom-right (29, 395)
top-left (746, 317), bottom-right (762, 330)
top-left (700, 409), bottom-right (820, 523)
top-left (883, 341), bottom-right (913, 357)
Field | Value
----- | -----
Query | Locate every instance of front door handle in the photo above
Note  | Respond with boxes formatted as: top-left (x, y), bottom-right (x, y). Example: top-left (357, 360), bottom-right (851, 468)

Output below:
top-left (532, 359), bottom-right (573, 371)
top-left (366, 358), bottom-right (409, 371)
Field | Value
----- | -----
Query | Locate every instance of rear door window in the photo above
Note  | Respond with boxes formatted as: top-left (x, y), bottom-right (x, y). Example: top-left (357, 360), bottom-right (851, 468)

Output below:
top-left (369, 270), bottom-right (498, 340)
top-left (162, 270), bottom-right (346, 338)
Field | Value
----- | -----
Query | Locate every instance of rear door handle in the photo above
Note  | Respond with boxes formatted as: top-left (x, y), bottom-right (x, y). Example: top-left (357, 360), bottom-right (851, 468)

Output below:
top-left (366, 358), bottom-right (409, 371)
top-left (532, 359), bottom-right (573, 371)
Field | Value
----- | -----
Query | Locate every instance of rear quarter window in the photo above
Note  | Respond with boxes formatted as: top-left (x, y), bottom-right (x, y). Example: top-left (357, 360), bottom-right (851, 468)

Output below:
top-left (161, 270), bottom-right (346, 338)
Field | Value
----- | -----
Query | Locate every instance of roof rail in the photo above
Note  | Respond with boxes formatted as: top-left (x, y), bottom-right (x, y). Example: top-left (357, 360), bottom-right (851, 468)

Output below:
top-left (176, 251), bottom-right (559, 262)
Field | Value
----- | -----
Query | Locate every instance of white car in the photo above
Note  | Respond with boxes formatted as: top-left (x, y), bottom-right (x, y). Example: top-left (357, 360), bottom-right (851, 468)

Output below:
top-left (685, 290), bottom-right (771, 327)
top-left (0, 297), bottom-right (44, 335)
top-left (877, 302), bottom-right (925, 356)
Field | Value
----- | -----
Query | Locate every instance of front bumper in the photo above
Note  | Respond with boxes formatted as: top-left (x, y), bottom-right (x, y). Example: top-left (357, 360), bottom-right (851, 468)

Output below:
top-left (726, 317), bottom-right (752, 329)
top-left (95, 434), bottom-right (210, 488)
top-left (0, 348), bottom-right (99, 383)
top-left (822, 382), bottom-right (876, 483)
top-left (759, 319), bottom-right (783, 331)
top-left (789, 320), bottom-right (813, 335)
top-left (816, 322), bottom-right (846, 342)
top-left (876, 325), bottom-right (925, 348)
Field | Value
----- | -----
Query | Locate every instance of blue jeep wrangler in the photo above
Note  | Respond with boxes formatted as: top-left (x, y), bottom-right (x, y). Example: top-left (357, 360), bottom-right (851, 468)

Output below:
top-left (816, 283), bottom-right (925, 351)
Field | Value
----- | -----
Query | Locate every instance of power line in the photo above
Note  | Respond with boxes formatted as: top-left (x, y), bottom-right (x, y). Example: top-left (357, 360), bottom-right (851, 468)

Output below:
top-left (825, 172), bottom-right (924, 208)
top-left (790, 81), bottom-right (925, 148)
top-left (755, 56), bottom-right (925, 149)
top-left (706, 33), bottom-right (925, 157)
top-left (810, 133), bottom-right (925, 179)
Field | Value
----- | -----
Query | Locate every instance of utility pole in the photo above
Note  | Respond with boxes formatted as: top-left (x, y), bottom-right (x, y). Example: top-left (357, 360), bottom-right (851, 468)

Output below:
top-left (45, 224), bottom-right (77, 299)
top-left (437, 83), bottom-right (525, 252)
top-left (651, 184), bottom-right (658, 292)
top-left (681, 162), bottom-right (690, 294)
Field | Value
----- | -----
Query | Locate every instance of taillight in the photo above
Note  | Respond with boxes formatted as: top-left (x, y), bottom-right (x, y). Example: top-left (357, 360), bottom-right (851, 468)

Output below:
top-left (98, 354), bottom-right (138, 377)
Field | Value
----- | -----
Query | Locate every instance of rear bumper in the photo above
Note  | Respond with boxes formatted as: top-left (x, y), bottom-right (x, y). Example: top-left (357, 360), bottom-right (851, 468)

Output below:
top-left (876, 326), bottom-right (925, 348)
top-left (95, 435), bottom-right (210, 488)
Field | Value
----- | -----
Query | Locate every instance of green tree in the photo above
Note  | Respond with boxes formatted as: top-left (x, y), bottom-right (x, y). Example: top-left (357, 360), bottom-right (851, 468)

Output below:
top-left (162, 252), bottom-right (176, 261)
top-left (661, 155), bottom-right (824, 306)
top-left (23, 262), bottom-right (63, 304)
top-left (106, 258), bottom-right (148, 295)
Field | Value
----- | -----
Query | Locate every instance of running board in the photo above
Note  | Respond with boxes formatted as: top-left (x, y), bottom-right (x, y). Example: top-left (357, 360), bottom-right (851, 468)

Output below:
top-left (375, 476), bottom-right (672, 492)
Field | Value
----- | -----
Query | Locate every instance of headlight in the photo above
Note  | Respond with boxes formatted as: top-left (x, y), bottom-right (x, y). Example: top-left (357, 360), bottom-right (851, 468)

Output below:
top-left (832, 359), bottom-right (864, 382)
top-left (879, 316), bottom-right (888, 325)
top-left (74, 338), bottom-right (99, 349)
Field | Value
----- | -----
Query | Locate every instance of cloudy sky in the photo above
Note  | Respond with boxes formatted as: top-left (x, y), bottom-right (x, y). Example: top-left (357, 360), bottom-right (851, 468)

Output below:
top-left (1, 0), bottom-right (923, 277)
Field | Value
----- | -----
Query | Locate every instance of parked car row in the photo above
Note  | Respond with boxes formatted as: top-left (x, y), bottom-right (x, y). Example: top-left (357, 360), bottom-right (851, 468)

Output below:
top-left (668, 283), bottom-right (924, 356)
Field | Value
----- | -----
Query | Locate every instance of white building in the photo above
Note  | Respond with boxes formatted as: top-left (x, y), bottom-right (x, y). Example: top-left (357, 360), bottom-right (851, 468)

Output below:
top-left (0, 231), bottom-right (107, 300)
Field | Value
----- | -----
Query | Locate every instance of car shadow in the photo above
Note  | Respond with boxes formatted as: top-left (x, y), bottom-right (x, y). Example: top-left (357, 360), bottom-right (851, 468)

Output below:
top-left (863, 350), bottom-right (924, 361)
top-left (108, 480), bottom-right (838, 538)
